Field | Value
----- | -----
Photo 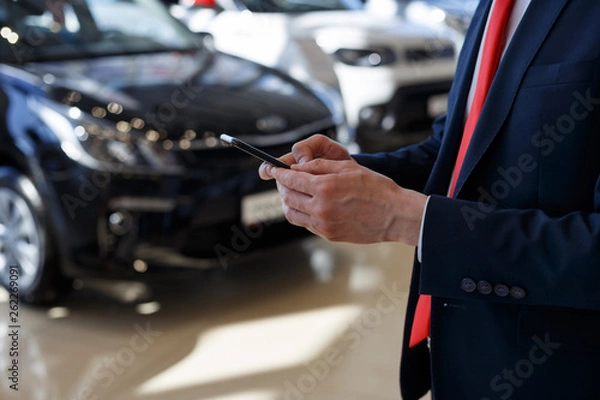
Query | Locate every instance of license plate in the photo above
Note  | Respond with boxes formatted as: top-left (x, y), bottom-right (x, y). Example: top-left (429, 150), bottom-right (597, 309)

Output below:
top-left (428, 93), bottom-right (449, 118)
top-left (241, 190), bottom-right (285, 226)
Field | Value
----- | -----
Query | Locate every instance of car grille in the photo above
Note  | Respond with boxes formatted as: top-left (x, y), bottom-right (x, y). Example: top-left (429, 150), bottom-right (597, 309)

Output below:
top-left (173, 125), bottom-right (337, 171)
top-left (405, 45), bottom-right (455, 63)
top-left (356, 81), bottom-right (452, 152)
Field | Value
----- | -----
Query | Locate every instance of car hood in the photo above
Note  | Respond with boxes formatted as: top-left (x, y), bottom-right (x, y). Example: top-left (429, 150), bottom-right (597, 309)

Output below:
top-left (8, 50), bottom-right (333, 142)
top-left (422, 0), bottom-right (478, 15)
top-left (282, 10), bottom-right (452, 54)
top-left (288, 10), bottom-right (440, 40)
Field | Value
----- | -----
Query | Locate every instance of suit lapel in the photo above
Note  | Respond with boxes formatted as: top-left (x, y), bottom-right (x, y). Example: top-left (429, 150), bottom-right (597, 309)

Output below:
top-left (424, 0), bottom-right (493, 195)
top-left (452, 0), bottom-right (570, 196)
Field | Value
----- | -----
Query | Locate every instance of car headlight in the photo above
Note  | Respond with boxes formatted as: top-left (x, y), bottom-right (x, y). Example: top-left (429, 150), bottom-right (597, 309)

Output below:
top-left (31, 98), bottom-right (183, 174)
top-left (332, 47), bottom-right (397, 67)
top-left (405, 2), bottom-right (473, 35)
top-left (405, 2), bottom-right (446, 26)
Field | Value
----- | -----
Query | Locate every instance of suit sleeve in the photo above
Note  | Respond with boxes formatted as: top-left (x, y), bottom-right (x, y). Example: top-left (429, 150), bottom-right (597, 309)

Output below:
top-left (351, 114), bottom-right (446, 192)
top-left (420, 192), bottom-right (600, 311)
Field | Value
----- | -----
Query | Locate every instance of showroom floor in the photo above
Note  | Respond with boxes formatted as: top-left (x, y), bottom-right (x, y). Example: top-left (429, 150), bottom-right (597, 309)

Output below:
top-left (0, 238), bottom-right (432, 400)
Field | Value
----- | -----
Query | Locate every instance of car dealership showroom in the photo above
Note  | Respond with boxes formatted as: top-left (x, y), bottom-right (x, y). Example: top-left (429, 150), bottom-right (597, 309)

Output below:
top-left (0, 0), bottom-right (475, 399)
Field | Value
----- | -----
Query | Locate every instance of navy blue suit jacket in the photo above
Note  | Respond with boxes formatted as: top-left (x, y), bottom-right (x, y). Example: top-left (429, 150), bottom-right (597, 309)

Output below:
top-left (355, 0), bottom-right (600, 399)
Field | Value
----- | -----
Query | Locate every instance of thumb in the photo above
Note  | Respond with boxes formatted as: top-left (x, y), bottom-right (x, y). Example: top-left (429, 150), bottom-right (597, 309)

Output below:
top-left (292, 144), bottom-right (312, 165)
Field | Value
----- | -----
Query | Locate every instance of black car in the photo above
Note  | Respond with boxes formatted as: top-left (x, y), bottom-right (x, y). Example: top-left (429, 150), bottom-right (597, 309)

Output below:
top-left (0, 0), bottom-right (343, 303)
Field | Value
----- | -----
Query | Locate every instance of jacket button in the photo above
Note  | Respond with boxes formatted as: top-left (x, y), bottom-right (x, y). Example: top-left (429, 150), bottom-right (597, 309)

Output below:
top-left (461, 278), bottom-right (476, 293)
top-left (494, 284), bottom-right (510, 297)
top-left (477, 280), bottom-right (493, 295)
top-left (510, 286), bottom-right (527, 299)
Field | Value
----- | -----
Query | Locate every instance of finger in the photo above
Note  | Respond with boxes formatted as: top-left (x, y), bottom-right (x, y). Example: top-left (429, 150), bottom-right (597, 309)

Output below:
top-left (258, 153), bottom-right (296, 180)
top-left (279, 152), bottom-right (297, 165)
top-left (271, 167), bottom-right (317, 196)
top-left (276, 180), bottom-right (313, 216)
top-left (283, 204), bottom-right (346, 241)
top-left (292, 134), bottom-right (347, 164)
top-left (258, 162), bottom-right (274, 180)
top-left (291, 136), bottom-right (322, 164)
top-left (281, 204), bottom-right (313, 230)
top-left (275, 181), bottom-right (312, 225)
top-left (292, 158), bottom-right (356, 175)
top-left (315, 135), bottom-right (351, 160)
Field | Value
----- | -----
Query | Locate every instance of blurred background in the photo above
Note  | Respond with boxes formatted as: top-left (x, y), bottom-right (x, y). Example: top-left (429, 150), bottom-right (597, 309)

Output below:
top-left (0, 0), bottom-right (476, 399)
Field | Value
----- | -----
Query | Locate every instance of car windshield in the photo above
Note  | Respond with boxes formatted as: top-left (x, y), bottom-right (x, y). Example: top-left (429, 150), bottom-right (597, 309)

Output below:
top-left (0, 0), bottom-right (203, 63)
top-left (238, 0), bottom-right (364, 13)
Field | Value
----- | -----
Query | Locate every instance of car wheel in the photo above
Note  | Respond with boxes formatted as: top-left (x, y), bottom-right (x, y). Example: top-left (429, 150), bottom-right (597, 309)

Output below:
top-left (0, 168), bottom-right (70, 304)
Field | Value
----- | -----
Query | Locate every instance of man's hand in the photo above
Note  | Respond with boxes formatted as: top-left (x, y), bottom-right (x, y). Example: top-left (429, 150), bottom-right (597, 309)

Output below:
top-left (259, 134), bottom-right (352, 180)
top-left (269, 158), bottom-right (427, 246)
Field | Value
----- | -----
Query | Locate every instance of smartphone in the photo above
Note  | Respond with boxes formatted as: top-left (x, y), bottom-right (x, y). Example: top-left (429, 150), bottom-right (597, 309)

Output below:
top-left (220, 134), bottom-right (291, 169)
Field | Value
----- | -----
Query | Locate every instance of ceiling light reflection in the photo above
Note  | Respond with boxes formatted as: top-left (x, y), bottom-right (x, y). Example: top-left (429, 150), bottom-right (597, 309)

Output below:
top-left (47, 307), bottom-right (70, 319)
top-left (135, 301), bottom-right (161, 315)
top-left (136, 305), bottom-right (362, 397)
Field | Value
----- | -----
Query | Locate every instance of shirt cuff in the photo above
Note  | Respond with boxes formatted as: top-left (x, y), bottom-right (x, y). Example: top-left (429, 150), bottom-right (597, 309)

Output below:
top-left (417, 196), bottom-right (431, 263)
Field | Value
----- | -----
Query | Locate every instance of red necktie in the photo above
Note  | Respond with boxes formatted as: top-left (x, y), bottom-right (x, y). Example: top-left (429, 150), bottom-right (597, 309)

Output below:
top-left (409, 0), bottom-right (516, 349)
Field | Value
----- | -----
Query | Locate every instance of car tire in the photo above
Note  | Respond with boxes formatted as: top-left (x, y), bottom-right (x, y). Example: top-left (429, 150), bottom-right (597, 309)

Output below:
top-left (0, 167), bottom-right (71, 305)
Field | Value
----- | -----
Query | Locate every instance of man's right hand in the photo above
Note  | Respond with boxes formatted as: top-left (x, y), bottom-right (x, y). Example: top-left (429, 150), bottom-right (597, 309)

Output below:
top-left (259, 134), bottom-right (353, 180)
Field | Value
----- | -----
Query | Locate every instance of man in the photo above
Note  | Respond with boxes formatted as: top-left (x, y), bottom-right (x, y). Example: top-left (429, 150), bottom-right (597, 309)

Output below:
top-left (260, 0), bottom-right (600, 399)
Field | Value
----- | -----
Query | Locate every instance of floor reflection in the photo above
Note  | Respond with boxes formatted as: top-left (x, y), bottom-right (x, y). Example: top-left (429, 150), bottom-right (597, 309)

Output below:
top-left (0, 238), bottom-right (422, 400)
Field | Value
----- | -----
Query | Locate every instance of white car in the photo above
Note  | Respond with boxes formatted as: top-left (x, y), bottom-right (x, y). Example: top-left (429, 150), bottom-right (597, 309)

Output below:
top-left (365, 0), bottom-right (479, 51)
top-left (172, 0), bottom-right (457, 151)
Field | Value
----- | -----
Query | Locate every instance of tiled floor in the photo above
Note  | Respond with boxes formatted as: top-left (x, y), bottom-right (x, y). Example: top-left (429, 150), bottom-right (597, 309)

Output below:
top-left (0, 238), bottom-right (431, 400)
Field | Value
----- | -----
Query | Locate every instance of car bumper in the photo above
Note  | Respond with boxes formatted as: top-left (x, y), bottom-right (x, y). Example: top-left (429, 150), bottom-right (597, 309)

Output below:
top-left (47, 161), bottom-right (309, 279)
top-left (355, 80), bottom-right (453, 152)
